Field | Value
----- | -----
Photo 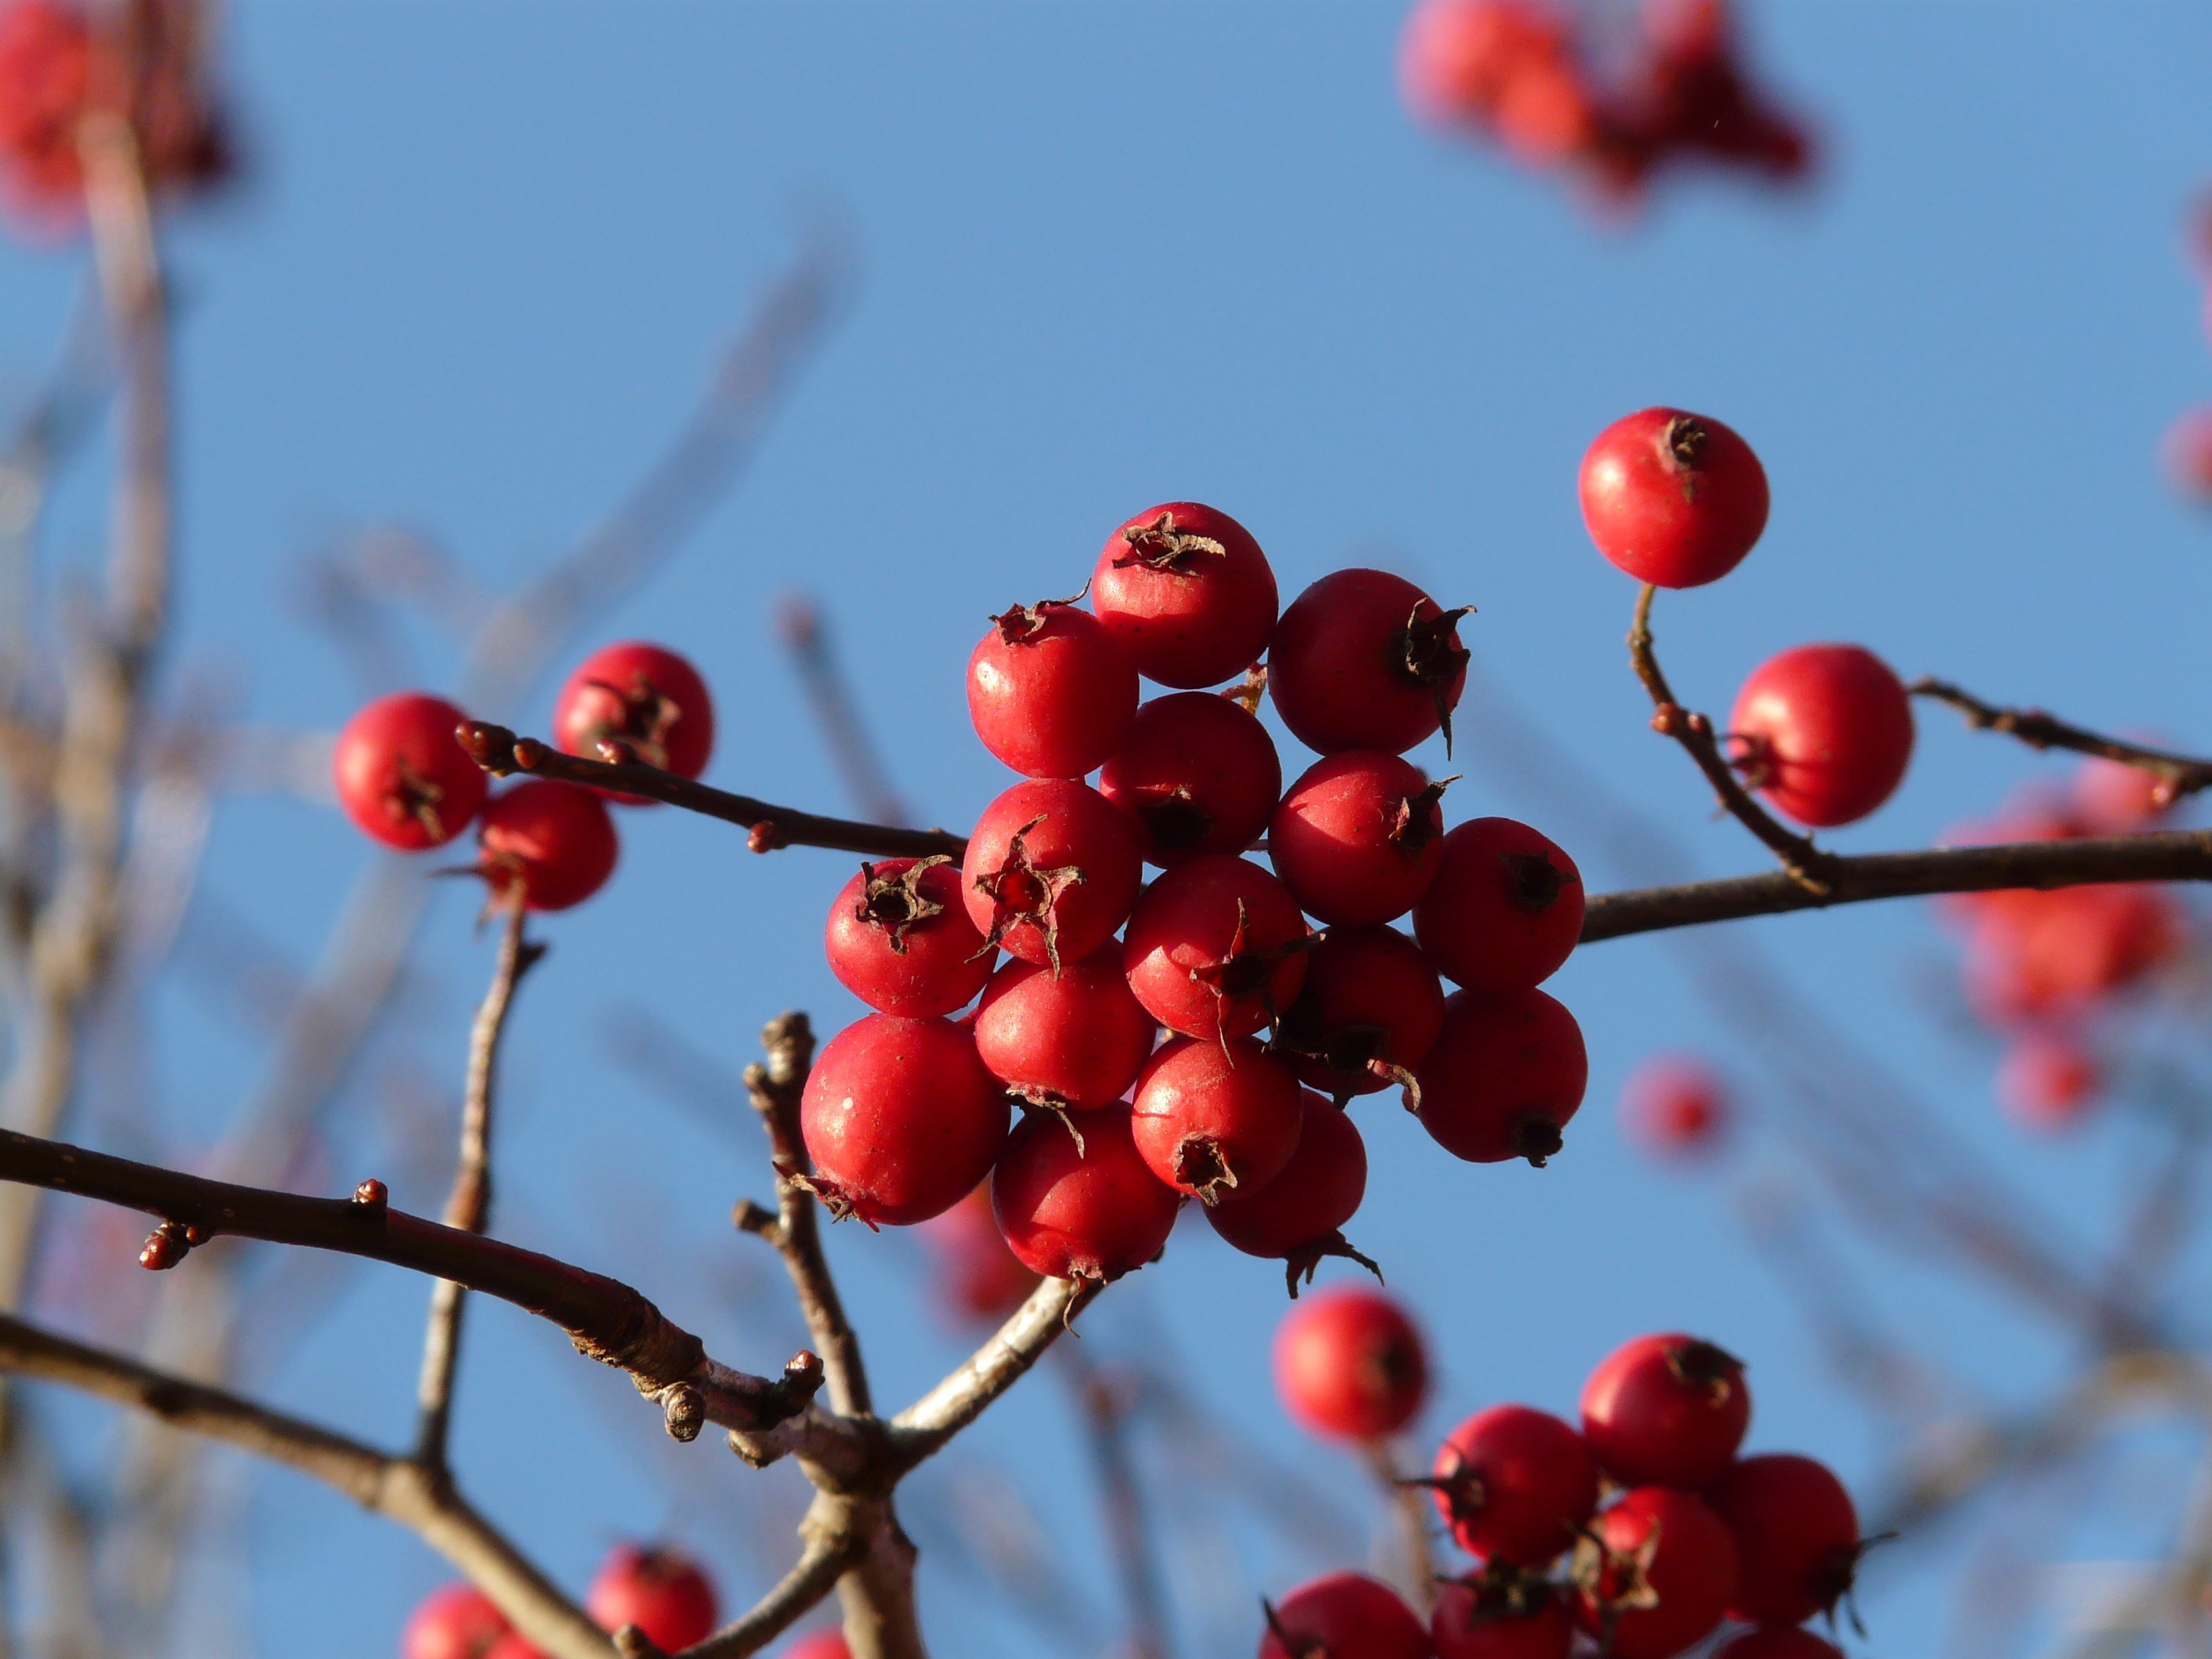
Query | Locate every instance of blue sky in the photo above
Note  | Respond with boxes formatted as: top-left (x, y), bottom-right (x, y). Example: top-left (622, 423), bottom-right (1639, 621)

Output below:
top-left (5, 3), bottom-right (2212, 1656)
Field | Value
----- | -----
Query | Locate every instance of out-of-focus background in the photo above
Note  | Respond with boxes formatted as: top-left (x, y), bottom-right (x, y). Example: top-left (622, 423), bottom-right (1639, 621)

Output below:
top-left (5, 3), bottom-right (2211, 1656)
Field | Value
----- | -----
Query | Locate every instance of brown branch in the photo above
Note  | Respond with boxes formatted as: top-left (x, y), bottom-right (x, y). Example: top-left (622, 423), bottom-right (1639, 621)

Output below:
top-left (776, 595), bottom-right (913, 828)
top-left (1627, 583), bottom-right (1840, 892)
top-left (676, 1494), bottom-right (864, 1658)
top-left (888, 1275), bottom-right (1097, 1466)
top-left (1910, 677), bottom-right (2212, 802)
top-left (415, 901), bottom-right (545, 1469)
top-left (1580, 830), bottom-right (2212, 941)
top-left (1057, 1348), bottom-right (1172, 1659)
top-left (458, 723), bottom-right (962, 861)
top-left (1365, 1445), bottom-right (1439, 1619)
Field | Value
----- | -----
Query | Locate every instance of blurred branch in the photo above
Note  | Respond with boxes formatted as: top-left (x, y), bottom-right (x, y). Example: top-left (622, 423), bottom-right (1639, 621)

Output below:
top-left (775, 596), bottom-right (912, 827)
top-left (1912, 678), bottom-right (2212, 801)
top-left (889, 1276), bottom-right (1097, 1465)
top-left (1056, 1348), bottom-right (1172, 1659)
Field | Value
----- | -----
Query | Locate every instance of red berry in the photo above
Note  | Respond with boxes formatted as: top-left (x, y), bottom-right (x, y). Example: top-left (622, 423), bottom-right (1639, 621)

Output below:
top-left (483, 1637), bottom-right (543, 1659)
top-left (552, 642), bottom-right (715, 804)
top-left (2073, 752), bottom-right (2169, 832)
top-left (1091, 502), bottom-right (1279, 689)
top-left (403, 1583), bottom-right (510, 1659)
top-left (1205, 1090), bottom-right (1376, 1293)
top-left (1275, 926), bottom-right (1447, 1103)
top-left (586, 1545), bottom-right (718, 1652)
top-left (1578, 408), bottom-right (1769, 588)
top-left (1269, 569), bottom-right (1471, 757)
top-left (0, 1), bottom-right (91, 216)
top-left (2164, 407), bottom-right (2212, 503)
top-left (1400, 0), bottom-right (1569, 127)
top-left (476, 781), bottom-right (619, 911)
top-left (918, 1183), bottom-right (1040, 1322)
top-left (1131, 1036), bottom-right (1304, 1203)
top-left (1122, 855), bottom-right (1310, 1040)
top-left (1412, 817), bottom-right (1582, 994)
top-left (967, 596), bottom-right (1138, 778)
top-left (333, 692), bottom-right (488, 850)
top-left (1099, 691), bottom-right (1282, 865)
top-left (1729, 644), bottom-right (1914, 828)
top-left (1998, 1033), bottom-right (2100, 1132)
top-left (1431, 1567), bottom-right (1572, 1659)
top-left (1708, 1452), bottom-right (1862, 1626)
top-left (1711, 1631), bottom-right (1844, 1659)
top-left (1578, 1332), bottom-right (1750, 1488)
top-left (779, 1635), bottom-right (853, 1659)
top-left (1258, 1572), bottom-right (1432, 1659)
top-left (1429, 1404), bottom-right (1599, 1565)
top-left (799, 1015), bottom-right (1010, 1227)
top-left (1572, 1488), bottom-right (1739, 1659)
top-left (1273, 1287), bottom-right (1429, 1442)
top-left (824, 856), bottom-right (994, 1017)
top-left (991, 1105), bottom-right (1181, 1283)
top-left (1269, 752), bottom-right (1449, 926)
top-left (961, 779), bottom-right (1144, 970)
top-left (1620, 1056), bottom-right (1728, 1159)
top-left (973, 947), bottom-right (1155, 1109)
top-left (1964, 883), bottom-right (2182, 1024)
top-left (1413, 989), bottom-right (1587, 1166)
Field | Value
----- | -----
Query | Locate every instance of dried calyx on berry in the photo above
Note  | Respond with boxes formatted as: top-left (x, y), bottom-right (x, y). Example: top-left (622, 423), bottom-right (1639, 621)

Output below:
top-left (1394, 602), bottom-right (1475, 754)
top-left (987, 583), bottom-right (1090, 643)
top-left (1114, 510), bottom-right (1228, 573)
top-left (967, 815), bottom-right (1087, 973)
top-left (1666, 1336), bottom-right (1746, 1403)
top-left (857, 854), bottom-right (952, 954)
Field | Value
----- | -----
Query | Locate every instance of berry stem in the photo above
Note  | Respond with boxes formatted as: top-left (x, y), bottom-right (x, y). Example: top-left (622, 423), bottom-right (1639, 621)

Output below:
top-left (1910, 676), bottom-right (2212, 802)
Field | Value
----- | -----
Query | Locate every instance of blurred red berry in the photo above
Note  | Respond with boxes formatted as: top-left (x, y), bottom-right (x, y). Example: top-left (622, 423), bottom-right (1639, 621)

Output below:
top-left (1090, 502), bottom-right (1279, 689)
top-left (1620, 1055), bottom-right (1728, 1158)
top-left (919, 1183), bottom-right (1039, 1322)
top-left (778, 1635), bottom-right (852, 1659)
top-left (1997, 1033), bottom-right (2101, 1132)
top-left (552, 642), bottom-right (714, 802)
top-left (1729, 643), bottom-right (1914, 827)
top-left (1273, 1287), bottom-right (1429, 1442)
top-left (403, 1583), bottom-right (508, 1659)
top-left (476, 781), bottom-right (619, 911)
top-left (1429, 1404), bottom-right (1598, 1565)
top-left (1572, 1488), bottom-right (1738, 1659)
top-left (1432, 1567), bottom-right (1572, 1659)
top-left (1707, 1452), bottom-right (1862, 1626)
top-left (2072, 753), bottom-right (2171, 832)
top-left (1258, 1572), bottom-right (1431, 1659)
top-left (1579, 1332), bottom-right (1750, 1489)
top-left (586, 1545), bottom-right (717, 1653)
top-left (2163, 407), bottom-right (2212, 502)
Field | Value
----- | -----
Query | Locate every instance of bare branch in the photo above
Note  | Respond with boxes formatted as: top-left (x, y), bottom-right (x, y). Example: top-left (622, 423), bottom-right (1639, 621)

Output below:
top-left (1057, 1348), bottom-right (1172, 1659)
top-left (676, 1494), bottom-right (863, 1658)
top-left (1910, 677), bottom-right (2212, 800)
top-left (775, 595), bottom-right (913, 827)
top-left (889, 1276), bottom-right (1097, 1465)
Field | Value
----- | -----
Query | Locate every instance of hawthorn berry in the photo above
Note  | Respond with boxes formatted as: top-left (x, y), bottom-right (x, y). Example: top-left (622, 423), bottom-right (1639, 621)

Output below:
top-left (1578, 407), bottom-right (1769, 589)
top-left (1412, 989), bottom-right (1588, 1166)
top-left (1269, 752), bottom-right (1449, 926)
top-left (1578, 1332), bottom-right (1750, 1489)
top-left (1131, 1036), bottom-right (1304, 1203)
top-left (2163, 407), bottom-right (2212, 504)
top-left (1269, 569), bottom-right (1471, 757)
top-left (333, 692), bottom-right (488, 850)
top-left (824, 855), bottom-right (994, 1017)
top-left (1711, 1631), bottom-right (1844, 1659)
top-left (476, 781), bottom-right (619, 911)
top-left (586, 1544), bottom-right (718, 1652)
top-left (967, 595), bottom-right (1138, 778)
top-left (1620, 1056), bottom-right (1728, 1159)
top-left (920, 1183), bottom-right (1040, 1322)
top-left (1205, 1090), bottom-right (1376, 1294)
top-left (2073, 752), bottom-right (2170, 832)
top-left (1997, 1033), bottom-right (2100, 1132)
top-left (552, 642), bottom-right (715, 804)
top-left (483, 1637), bottom-right (544, 1659)
top-left (1122, 855), bottom-right (1310, 1040)
top-left (1572, 1488), bottom-right (1739, 1659)
top-left (1429, 1404), bottom-right (1599, 1565)
top-left (1412, 817), bottom-right (1582, 994)
top-left (1707, 1452), bottom-right (1862, 1627)
top-left (962, 779), bottom-right (1144, 970)
top-left (778, 1635), bottom-right (853, 1659)
top-left (1273, 1286), bottom-right (1429, 1442)
top-left (972, 947), bottom-right (1155, 1109)
top-left (402, 1582), bottom-right (509, 1659)
top-left (1099, 691), bottom-right (1282, 865)
top-left (991, 1105), bottom-right (1181, 1284)
top-left (798, 1015), bottom-right (1009, 1227)
top-left (1274, 925), bottom-right (1446, 1103)
top-left (1399, 0), bottom-right (1572, 129)
top-left (1964, 882), bottom-right (2182, 1025)
top-left (1258, 1572), bottom-right (1432, 1659)
top-left (1431, 1565), bottom-right (1572, 1659)
top-left (1728, 643), bottom-right (1914, 828)
top-left (1090, 502), bottom-right (1278, 689)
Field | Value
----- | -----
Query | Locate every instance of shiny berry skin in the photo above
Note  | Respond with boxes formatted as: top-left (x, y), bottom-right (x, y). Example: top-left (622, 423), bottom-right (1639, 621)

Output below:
top-left (1711, 1631), bottom-right (1844, 1659)
top-left (1430, 1404), bottom-right (1599, 1565)
top-left (1578, 1332), bottom-right (1750, 1488)
top-left (1998, 1033), bottom-right (2100, 1132)
top-left (967, 597), bottom-right (1138, 778)
top-left (552, 642), bottom-right (715, 804)
top-left (1620, 1056), bottom-right (1728, 1158)
top-left (1092, 502), bottom-right (1278, 689)
top-left (1708, 1452), bottom-right (1861, 1626)
top-left (962, 779), bottom-right (1144, 970)
top-left (1122, 855), bottom-right (1310, 1040)
top-left (779, 1635), bottom-right (853, 1659)
top-left (1270, 752), bottom-right (1448, 926)
top-left (1276, 926), bottom-right (1446, 1102)
top-left (332, 692), bottom-right (488, 850)
top-left (1258, 1572), bottom-right (1432, 1659)
top-left (476, 782), bottom-right (619, 912)
top-left (1273, 1286), bottom-right (1429, 1442)
top-left (972, 947), bottom-right (1155, 1109)
top-left (1269, 569), bottom-right (1471, 757)
top-left (1573, 1488), bottom-right (1739, 1659)
top-left (824, 856), bottom-right (994, 1017)
top-left (919, 1183), bottom-right (1039, 1322)
top-left (798, 1015), bottom-right (1010, 1227)
top-left (1431, 1569), bottom-right (1572, 1659)
top-left (1412, 818), bottom-right (1583, 994)
top-left (1099, 691), bottom-right (1282, 865)
top-left (1206, 1090), bottom-right (1374, 1293)
top-left (991, 1105), bottom-right (1181, 1283)
top-left (403, 1583), bottom-right (510, 1659)
top-left (586, 1545), bottom-right (718, 1652)
top-left (1729, 644), bottom-right (1914, 828)
top-left (1413, 989), bottom-right (1587, 1166)
top-left (1578, 408), bottom-right (1769, 589)
top-left (1131, 1036), bottom-right (1304, 1203)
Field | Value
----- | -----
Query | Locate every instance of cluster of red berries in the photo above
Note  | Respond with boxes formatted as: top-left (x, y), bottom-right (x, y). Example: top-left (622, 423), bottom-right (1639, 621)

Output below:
top-left (404, 1544), bottom-right (721, 1659)
top-left (1397, 0), bottom-right (1809, 209)
top-left (811, 501), bottom-right (1594, 1294)
top-left (1268, 1289), bottom-right (1869, 1659)
top-left (0, 0), bottom-right (228, 234)
top-left (332, 641), bottom-right (716, 912)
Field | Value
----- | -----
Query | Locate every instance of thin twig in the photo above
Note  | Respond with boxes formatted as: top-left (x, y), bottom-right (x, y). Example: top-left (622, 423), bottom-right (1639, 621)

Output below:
top-left (1910, 678), bottom-right (2212, 801)
top-left (776, 595), bottom-right (913, 828)
top-left (677, 1498), bottom-right (863, 1658)
top-left (889, 1275), bottom-right (1097, 1465)
top-left (1364, 1443), bottom-right (1438, 1618)
top-left (1056, 1347), bottom-right (1172, 1659)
